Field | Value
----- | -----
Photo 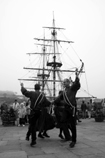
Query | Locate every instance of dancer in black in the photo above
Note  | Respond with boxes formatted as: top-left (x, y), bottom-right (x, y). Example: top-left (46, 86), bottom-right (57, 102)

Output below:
top-left (54, 70), bottom-right (81, 148)
top-left (54, 90), bottom-right (71, 141)
top-left (20, 83), bottom-right (51, 147)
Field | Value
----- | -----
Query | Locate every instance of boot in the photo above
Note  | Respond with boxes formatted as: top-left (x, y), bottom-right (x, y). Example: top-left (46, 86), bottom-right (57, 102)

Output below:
top-left (58, 134), bottom-right (64, 139)
top-left (38, 133), bottom-right (44, 138)
top-left (30, 141), bottom-right (36, 147)
top-left (43, 131), bottom-right (50, 138)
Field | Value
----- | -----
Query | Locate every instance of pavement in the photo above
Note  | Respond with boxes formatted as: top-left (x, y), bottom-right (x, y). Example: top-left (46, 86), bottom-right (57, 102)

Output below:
top-left (0, 118), bottom-right (105, 158)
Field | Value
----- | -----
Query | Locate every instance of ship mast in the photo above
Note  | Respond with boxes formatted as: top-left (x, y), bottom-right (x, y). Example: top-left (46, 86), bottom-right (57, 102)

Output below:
top-left (19, 16), bottom-right (85, 100)
top-left (36, 34), bottom-right (50, 92)
top-left (46, 17), bottom-right (62, 98)
top-left (43, 16), bottom-right (73, 99)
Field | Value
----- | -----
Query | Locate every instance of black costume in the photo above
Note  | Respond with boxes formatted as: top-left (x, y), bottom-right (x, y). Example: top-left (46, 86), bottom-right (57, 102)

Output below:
top-left (54, 93), bottom-right (71, 141)
top-left (37, 103), bottom-right (55, 138)
top-left (54, 76), bottom-right (80, 147)
top-left (21, 84), bottom-right (51, 146)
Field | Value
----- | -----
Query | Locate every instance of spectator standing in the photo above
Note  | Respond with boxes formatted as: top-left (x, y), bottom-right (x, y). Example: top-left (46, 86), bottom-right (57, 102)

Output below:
top-left (12, 99), bottom-right (19, 110)
top-left (12, 99), bottom-right (20, 126)
top-left (81, 101), bottom-right (87, 119)
top-left (18, 102), bottom-right (26, 126)
top-left (87, 100), bottom-right (92, 119)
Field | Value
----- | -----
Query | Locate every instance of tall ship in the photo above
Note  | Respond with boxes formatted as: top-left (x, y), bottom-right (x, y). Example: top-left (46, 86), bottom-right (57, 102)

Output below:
top-left (19, 15), bottom-right (88, 101)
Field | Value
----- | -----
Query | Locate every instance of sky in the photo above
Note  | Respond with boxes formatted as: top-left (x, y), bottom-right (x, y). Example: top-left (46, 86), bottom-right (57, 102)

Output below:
top-left (0, 0), bottom-right (105, 98)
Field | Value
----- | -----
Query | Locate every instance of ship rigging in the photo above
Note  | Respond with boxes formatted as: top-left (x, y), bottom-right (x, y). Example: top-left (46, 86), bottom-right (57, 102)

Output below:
top-left (19, 16), bottom-right (87, 100)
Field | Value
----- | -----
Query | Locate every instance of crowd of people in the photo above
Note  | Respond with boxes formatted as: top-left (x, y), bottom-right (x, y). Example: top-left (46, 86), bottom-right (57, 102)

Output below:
top-left (11, 99), bottom-right (30, 127)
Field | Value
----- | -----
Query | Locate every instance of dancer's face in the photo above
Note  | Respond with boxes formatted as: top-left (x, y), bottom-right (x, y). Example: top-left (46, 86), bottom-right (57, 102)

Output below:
top-left (63, 79), bottom-right (70, 88)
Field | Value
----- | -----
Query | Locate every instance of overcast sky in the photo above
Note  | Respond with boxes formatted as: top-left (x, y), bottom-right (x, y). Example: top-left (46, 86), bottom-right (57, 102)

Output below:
top-left (0, 0), bottom-right (105, 98)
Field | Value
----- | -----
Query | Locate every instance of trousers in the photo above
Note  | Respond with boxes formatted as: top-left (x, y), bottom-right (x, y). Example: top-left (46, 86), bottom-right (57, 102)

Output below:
top-left (30, 110), bottom-right (41, 142)
top-left (66, 108), bottom-right (77, 142)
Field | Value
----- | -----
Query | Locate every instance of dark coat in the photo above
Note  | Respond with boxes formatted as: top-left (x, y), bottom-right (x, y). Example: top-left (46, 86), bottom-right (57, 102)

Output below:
top-left (21, 87), bottom-right (50, 110)
top-left (81, 102), bottom-right (87, 112)
top-left (54, 77), bottom-right (80, 108)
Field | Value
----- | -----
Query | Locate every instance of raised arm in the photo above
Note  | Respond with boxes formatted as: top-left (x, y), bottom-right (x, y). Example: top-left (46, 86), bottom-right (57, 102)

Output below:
top-left (20, 83), bottom-right (32, 98)
top-left (71, 60), bottom-right (84, 91)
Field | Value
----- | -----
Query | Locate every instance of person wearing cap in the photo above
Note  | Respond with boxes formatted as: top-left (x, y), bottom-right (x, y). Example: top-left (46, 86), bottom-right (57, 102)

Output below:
top-left (20, 83), bottom-right (51, 147)
top-left (54, 72), bottom-right (80, 148)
